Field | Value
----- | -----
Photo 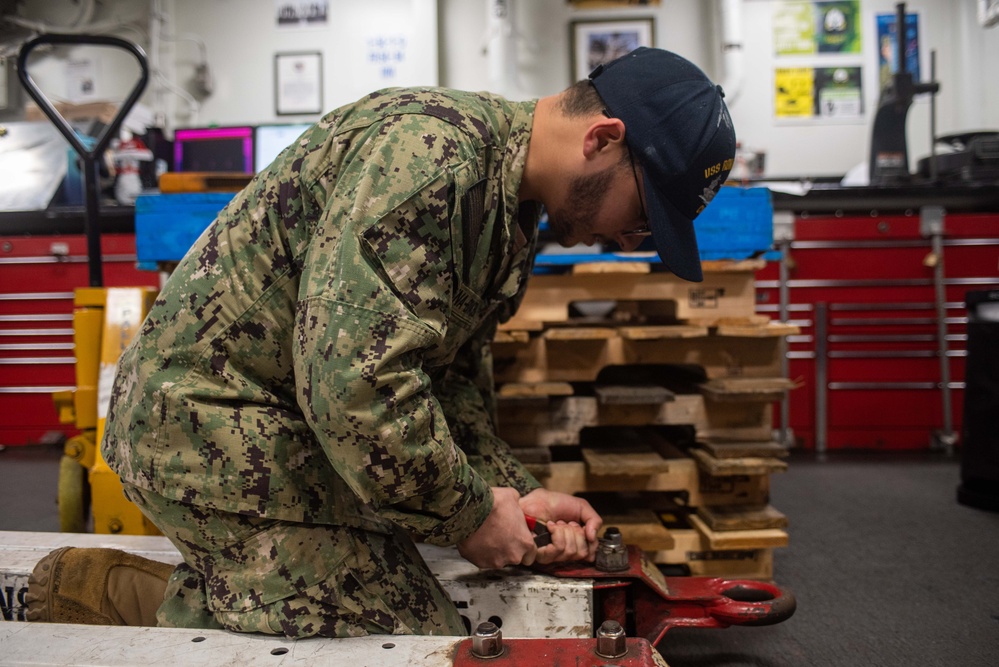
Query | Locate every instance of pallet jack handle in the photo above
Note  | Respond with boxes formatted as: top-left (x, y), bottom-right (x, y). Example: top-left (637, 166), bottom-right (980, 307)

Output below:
top-left (17, 34), bottom-right (150, 287)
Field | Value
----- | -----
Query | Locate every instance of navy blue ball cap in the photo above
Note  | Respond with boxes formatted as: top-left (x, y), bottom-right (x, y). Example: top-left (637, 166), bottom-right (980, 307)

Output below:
top-left (589, 47), bottom-right (736, 282)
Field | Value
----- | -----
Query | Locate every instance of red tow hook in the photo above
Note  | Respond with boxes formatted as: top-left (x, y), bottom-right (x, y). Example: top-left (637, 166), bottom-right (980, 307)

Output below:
top-left (536, 528), bottom-right (796, 647)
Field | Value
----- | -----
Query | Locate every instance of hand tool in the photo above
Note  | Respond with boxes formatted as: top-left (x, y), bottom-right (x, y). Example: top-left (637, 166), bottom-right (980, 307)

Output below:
top-left (523, 514), bottom-right (552, 547)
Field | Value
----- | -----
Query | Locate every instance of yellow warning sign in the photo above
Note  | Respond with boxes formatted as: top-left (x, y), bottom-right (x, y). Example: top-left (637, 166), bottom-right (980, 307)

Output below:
top-left (775, 67), bottom-right (815, 118)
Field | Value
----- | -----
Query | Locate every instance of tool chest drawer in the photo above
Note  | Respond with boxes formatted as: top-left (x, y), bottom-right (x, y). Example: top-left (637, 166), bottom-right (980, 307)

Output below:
top-left (756, 210), bottom-right (999, 450)
top-left (0, 233), bottom-right (158, 446)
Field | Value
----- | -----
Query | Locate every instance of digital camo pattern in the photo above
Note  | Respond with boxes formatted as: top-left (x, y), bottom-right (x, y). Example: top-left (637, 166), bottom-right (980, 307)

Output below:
top-left (102, 87), bottom-right (541, 553)
top-left (126, 484), bottom-right (465, 637)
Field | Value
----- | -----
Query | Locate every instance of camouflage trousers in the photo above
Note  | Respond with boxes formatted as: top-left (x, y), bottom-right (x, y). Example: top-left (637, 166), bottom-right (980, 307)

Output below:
top-left (123, 484), bottom-right (467, 638)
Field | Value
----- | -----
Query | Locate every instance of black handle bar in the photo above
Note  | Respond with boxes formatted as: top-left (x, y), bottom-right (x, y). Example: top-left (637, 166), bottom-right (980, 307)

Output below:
top-left (18, 34), bottom-right (150, 287)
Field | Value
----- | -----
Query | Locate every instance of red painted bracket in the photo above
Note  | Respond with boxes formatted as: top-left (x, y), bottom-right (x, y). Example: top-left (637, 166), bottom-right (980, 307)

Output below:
top-left (452, 637), bottom-right (664, 666)
top-left (537, 545), bottom-right (796, 647)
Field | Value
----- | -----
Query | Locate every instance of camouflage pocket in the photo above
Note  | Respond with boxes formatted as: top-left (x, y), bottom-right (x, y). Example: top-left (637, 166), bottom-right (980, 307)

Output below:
top-left (204, 520), bottom-right (350, 614)
top-left (215, 570), bottom-right (393, 638)
top-left (208, 525), bottom-right (463, 638)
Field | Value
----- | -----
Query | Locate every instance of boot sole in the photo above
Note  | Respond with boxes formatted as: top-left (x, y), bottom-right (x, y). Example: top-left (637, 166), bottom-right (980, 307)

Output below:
top-left (25, 546), bottom-right (72, 622)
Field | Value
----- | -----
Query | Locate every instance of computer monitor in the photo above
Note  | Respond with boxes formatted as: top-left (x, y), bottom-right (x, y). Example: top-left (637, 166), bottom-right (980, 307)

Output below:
top-left (254, 123), bottom-right (312, 173)
top-left (173, 126), bottom-right (254, 173)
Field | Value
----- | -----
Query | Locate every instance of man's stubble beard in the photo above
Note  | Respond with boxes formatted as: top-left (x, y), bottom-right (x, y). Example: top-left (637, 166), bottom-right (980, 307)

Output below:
top-left (546, 166), bottom-right (616, 246)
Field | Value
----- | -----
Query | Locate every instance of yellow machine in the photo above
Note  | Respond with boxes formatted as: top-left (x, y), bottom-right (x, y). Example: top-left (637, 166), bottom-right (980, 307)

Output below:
top-left (18, 33), bottom-right (160, 536)
top-left (53, 287), bottom-right (159, 535)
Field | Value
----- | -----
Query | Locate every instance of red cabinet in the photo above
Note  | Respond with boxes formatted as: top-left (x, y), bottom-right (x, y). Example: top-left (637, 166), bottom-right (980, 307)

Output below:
top-left (757, 210), bottom-right (999, 450)
top-left (0, 233), bottom-right (159, 446)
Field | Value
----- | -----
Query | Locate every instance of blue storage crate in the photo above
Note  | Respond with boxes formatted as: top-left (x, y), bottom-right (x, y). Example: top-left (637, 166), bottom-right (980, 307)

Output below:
top-left (136, 187), bottom-right (776, 272)
top-left (134, 192), bottom-right (236, 268)
top-left (693, 186), bottom-right (775, 260)
top-left (533, 186), bottom-right (778, 272)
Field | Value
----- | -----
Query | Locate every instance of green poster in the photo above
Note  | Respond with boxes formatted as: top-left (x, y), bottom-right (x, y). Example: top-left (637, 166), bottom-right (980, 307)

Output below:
top-left (774, 2), bottom-right (814, 55)
top-left (816, 1), bottom-right (861, 54)
top-left (774, 1), bottom-right (861, 56)
top-left (814, 66), bottom-right (863, 118)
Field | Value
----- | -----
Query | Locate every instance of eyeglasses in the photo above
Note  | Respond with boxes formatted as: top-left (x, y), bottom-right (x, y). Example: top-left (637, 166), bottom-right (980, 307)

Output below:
top-left (623, 149), bottom-right (651, 238)
top-left (600, 107), bottom-right (651, 240)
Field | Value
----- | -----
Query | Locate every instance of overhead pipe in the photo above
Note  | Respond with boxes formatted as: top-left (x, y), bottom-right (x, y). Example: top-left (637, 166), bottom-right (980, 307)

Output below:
top-left (979, 0), bottom-right (999, 27)
top-left (718, 0), bottom-right (744, 107)
top-left (485, 0), bottom-right (518, 98)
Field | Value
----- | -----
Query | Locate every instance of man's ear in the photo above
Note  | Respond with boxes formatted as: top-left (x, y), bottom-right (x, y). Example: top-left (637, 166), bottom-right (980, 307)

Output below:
top-left (581, 117), bottom-right (626, 161)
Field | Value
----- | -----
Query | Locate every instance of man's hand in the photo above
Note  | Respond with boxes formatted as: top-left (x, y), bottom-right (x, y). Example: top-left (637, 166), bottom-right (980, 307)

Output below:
top-left (457, 487), bottom-right (538, 569)
top-left (519, 489), bottom-right (602, 564)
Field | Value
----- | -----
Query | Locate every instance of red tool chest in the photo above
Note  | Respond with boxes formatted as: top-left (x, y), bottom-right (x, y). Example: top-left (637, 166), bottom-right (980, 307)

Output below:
top-left (3, 202), bottom-right (998, 452)
top-left (0, 232), bottom-right (158, 446)
top-left (756, 209), bottom-right (999, 450)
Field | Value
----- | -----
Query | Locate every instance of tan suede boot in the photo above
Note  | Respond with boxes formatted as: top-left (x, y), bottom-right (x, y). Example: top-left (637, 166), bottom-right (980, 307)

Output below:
top-left (25, 547), bottom-right (175, 626)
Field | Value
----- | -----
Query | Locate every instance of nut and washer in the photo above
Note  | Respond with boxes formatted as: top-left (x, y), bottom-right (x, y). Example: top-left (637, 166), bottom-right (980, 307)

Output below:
top-left (471, 621), bottom-right (503, 659)
top-left (595, 620), bottom-right (628, 659)
top-left (595, 527), bottom-right (629, 572)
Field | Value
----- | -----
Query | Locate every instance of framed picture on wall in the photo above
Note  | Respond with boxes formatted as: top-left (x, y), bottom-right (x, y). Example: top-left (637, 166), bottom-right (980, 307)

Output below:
top-left (274, 51), bottom-right (323, 116)
top-left (570, 17), bottom-right (655, 83)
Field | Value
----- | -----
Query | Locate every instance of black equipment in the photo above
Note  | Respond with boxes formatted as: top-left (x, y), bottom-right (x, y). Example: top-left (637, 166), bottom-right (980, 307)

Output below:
top-left (869, 2), bottom-right (940, 185)
top-left (958, 290), bottom-right (999, 513)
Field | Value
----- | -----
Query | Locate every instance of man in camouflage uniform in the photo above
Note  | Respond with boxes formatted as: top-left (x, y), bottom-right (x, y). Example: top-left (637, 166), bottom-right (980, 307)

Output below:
top-left (27, 47), bottom-right (735, 637)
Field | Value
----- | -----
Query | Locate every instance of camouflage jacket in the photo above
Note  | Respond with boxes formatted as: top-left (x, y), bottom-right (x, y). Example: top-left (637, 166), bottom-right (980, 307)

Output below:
top-left (102, 88), bottom-right (542, 547)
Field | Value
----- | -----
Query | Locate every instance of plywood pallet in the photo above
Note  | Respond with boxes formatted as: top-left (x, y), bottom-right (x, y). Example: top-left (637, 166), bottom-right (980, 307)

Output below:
top-left (494, 260), bottom-right (795, 578)
top-left (577, 490), bottom-right (789, 580)
top-left (509, 436), bottom-right (779, 508)
top-left (503, 260), bottom-right (766, 331)
top-left (514, 427), bottom-right (790, 578)
top-left (493, 260), bottom-right (797, 384)
top-left (492, 320), bottom-right (798, 384)
top-left (528, 433), bottom-right (789, 577)
top-left (652, 517), bottom-right (782, 580)
top-left (496, 378), bottom-right (796, 449)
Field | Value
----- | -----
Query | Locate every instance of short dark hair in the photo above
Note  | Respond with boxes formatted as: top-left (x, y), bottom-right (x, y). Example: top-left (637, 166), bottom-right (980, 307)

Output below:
top-left (558, 80), bottom-right (605, 117)
top-left (558, 80), bottom-right (630, 166)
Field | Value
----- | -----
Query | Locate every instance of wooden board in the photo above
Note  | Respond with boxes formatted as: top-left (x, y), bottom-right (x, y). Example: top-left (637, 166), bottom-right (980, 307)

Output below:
top-left (696, 504), bottom-right (789, 532)
top-left (582, 446), bottom-right (673, 476)
top-left (650, 530), bottom-right (774, 580)
top-left (498, 382), bottom-right (574, 398)
top-left (688, 513), bottom-right (788, 550)
top-left (496, 394), bottom-right (773, 447)
top-left (697, 471), bottom-right (772, 508)
top-left (572, 261), bottom-right (651, 274)
top-left (594, 384), bottom-right (674, 405)
top-left (686, 314), bottom-right (772, 328)
top-left (699, 377), bottom-right (798, 403)
top-left (716, 322), bottom-right (800, 338)
top-left (503, 268), bottom-right (759, 330)
top-left (618, 325), bottom-right (710, 340)
top-left (544, 460), bottom-right (698, 498)
top-left (700, 259), bottom-right (766, 273)
top-left (541, 461), bottom-right (771, 508)
top-left (491, 329), bottom-right (788, 383)
top-left (493, 330), bottom-right (531, 344)
top-left (689, 448), bottom-right (789, 476)
top-left (544, 327), bottom-right (617, 341)
top-left (699, 440), bottom-right (789, 459)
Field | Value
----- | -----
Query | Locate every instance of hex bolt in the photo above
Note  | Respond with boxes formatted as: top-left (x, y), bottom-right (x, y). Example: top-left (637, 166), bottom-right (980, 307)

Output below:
top-left (471, 621), bottom-right (503, 659)
top-left (595, 620), bottom-right (628, 659)
top-left (595, 527), bottom-right (629, 572)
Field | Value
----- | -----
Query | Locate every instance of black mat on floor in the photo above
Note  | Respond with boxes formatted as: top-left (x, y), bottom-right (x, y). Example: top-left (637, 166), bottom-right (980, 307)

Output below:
top-left (2, 445), bottom-right (998, 665)
top-left (658, 451), bottom-right (999, 667)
